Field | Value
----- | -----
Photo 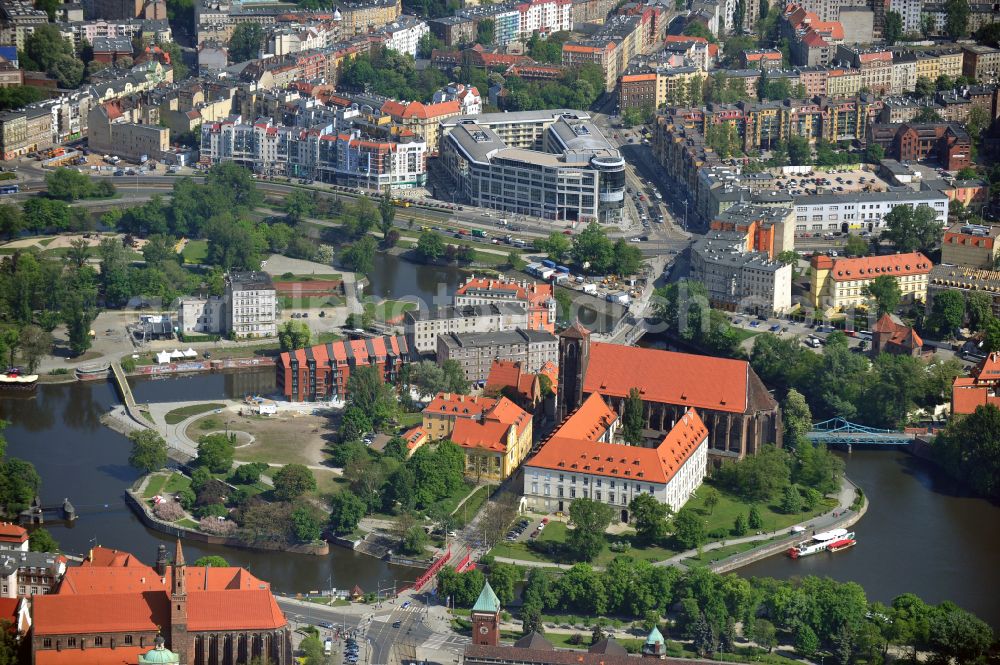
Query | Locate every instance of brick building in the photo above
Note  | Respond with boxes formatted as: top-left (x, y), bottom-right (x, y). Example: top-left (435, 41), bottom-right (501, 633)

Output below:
top-left (31, 542), bottom-right (291, 665)
top-left (276, 334), bottom-right (412, 401)
top-left (557, 324), bottom-right (781, 461)
top-left (890, 122), bottom-right (971, 171)
top-left (952, 353), bottom-right (1000, 415)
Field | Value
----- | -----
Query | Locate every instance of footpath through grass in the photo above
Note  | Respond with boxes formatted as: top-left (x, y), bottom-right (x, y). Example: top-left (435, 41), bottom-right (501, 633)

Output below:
top-left (165, 403), bottom-right (225, 424)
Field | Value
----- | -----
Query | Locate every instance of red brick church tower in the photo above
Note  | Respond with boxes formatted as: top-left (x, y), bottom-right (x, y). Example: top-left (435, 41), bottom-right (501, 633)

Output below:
top-left (470, 581), bottom-right (501, 647)
top-left (169, 539), bottom-right (191, 664)
top-left (557, 321), bottom-right (590, 421)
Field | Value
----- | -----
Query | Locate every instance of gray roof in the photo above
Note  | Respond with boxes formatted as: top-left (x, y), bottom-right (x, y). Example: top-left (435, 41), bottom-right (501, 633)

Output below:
top-left (693, 232), bottom-right (786, 272)
top-left (440, 328), bottom-right (556, 349)
top-left (226, 271), bottom-right (274, 291)
top-left (0, 551), bottom-right (62, 577)
top-left (716, 203), bottom-right (793, 226)
top-left (407, 302), bottom-right (527, 322)
top-left (792, 189), bottom-right (947, 205)
top-left (441, 109), bottom-right (590, 129)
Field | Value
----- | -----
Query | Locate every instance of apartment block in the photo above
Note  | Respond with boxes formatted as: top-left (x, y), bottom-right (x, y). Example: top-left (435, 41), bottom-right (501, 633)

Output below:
top-left (437, 328), bottom-right (558, 384)
top-left (225, 271), bottom-right (276, 339)
top-left (404, 303), bottom-right (529, 354)
top-left (691, 231), bottom-right (793, 315)
top-left (941, 223), bottom-right (1000, 269)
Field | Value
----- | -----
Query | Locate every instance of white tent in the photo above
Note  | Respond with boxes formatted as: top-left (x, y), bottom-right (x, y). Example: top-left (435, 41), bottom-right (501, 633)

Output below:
top-left (183, 348), bottom-right (198, 358)
top-left (170, 349), bottom-right (184, 359)
top-left (156, 351), bottom-right (172, 364)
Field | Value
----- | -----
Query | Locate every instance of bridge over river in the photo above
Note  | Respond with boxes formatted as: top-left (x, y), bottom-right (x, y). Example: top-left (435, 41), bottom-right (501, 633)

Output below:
top-left (807, 417), bottom-right (916, 448)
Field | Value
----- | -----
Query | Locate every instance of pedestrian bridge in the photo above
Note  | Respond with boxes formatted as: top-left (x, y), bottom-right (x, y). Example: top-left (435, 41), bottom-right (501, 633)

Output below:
top-left (807, 418), bottom-right (915, 446)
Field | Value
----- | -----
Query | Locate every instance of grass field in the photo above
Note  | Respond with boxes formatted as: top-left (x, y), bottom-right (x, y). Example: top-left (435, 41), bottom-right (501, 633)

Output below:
top-left (684, 481), bottom-right (837, 535)
top-left (165, 403), bottom-right (225, 425)
top-left (364, 299), bottom-right (417, 323)
top-left (397, 412), bottom-right (423, 428)
top-left (143, 474), bottom-right (168, 498)
top-left (275, 273), bottom-right (343, 282)
top-left (182, 240), bottom-right (209, 264)
top-left (144, 471), bottom-right (192, 499)
top-left (452, 485), bottom-right (491, 527)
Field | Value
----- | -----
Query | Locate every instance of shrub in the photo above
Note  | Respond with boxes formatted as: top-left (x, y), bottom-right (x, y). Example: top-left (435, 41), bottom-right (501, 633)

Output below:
top-left (199, 517), bottom-right (237, 535)
top-left (153, 500), bottom-right (185, 522)
top-left (121, 357), bottom-right (137, 372)
top-left (194, 502), bottom-right (229, 519)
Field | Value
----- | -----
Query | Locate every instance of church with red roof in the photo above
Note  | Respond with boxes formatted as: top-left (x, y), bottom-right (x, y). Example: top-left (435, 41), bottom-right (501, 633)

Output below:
top-left (31, 542), bottom-right (291, 665)
top-left (556, 324), bottom-right (781, 461)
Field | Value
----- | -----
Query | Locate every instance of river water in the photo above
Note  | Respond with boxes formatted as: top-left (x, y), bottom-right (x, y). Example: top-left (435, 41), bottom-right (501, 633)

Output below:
top-left (2, 259), bottom-right (997, 626)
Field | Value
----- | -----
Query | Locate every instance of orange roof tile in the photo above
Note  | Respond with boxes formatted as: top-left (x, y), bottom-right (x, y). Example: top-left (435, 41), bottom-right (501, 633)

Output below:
top-left (35, 647), bottom-right (147, 665)
top-left (552, 393), bottom-right (617, 441)
top-left (450, 418), bottom-right (511, 452)
top-left (0, 523), bottom-right (27, 543)
top-left (584, 343), bottom-right (750, 413)
top-left (33, 592), bottom-right (168, 634)
top-left (424, 393), bottom-right (497, 419)
top-left (826, 252), bottom-right (932, 282)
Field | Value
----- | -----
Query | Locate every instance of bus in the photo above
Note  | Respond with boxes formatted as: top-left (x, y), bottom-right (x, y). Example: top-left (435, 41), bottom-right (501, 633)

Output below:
top-left (0, 184), bottom-right (19, 196)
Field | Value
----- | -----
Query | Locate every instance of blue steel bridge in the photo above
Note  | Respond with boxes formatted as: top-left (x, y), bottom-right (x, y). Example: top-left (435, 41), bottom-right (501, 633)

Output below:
top-left (806, 417), bottom-right (915, 447)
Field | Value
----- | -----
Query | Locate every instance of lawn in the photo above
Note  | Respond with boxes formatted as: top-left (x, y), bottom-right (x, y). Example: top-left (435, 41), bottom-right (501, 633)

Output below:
top-left (397, 412), bottom-right (423, 429)
top-left (731, 327), bottom-right (761, 343)
top-left (684, 481), bottom-right (837, 535)
top-left (165, 403), bottom-right (225, 425)
top-left (315, 331), bottom-right (342, 344)
top-left (143, 473), bottom-right (168, 498)
top-left (163, 472), bottom-right (192, 495)
top-left (315, 469), bottom-right (350, 497)
top-left (182, 240), bottom-right (209, 264)
top-left (452, 485), bottom-right (491, 528)
top-left (490, 521), bottom-right (682, 568)
top-left (433, 481), bottom-right (480, 517)
top-left (275, 273), bottom-right (343, 283)
top-left (363, 299), bottom-right (417, 324)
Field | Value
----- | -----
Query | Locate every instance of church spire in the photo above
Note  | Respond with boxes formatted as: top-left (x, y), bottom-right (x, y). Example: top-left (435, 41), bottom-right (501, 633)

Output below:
top-left (174, 539), bottom-right (185, 567)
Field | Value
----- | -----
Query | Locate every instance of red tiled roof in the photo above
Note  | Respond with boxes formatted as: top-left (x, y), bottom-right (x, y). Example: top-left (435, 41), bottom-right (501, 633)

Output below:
top-left (425, 393), bottom-right (497, 419)
top-left (33, 592), bottom-right (168, 634)
top-left (188, 589), bottom-right (286, 631)
top-left (552, 393), bottom-right (617, 441)
top-left (584, 343), bottom-right (750, 413)
top-left (825, 252), bottom-right (932, 282)
top-left (83, 546), bottom-right (141, 567)
top-left (528, 408), bottom-right (707, 484)
top-left (0, 523), bottom-right (27, 543)
top-left (450, 417), bottom-right (511, 452)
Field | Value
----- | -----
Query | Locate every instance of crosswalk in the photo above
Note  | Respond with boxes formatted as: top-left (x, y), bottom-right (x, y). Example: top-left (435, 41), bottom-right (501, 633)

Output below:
top-left (421, 633), bottom-right (470, 650)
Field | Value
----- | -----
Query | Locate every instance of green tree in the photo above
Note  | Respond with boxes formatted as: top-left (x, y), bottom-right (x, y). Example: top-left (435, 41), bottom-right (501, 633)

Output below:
top-left (863, 274), bottom-right (901, 316)
top-left (622, 387), bottom-right (644, 445)
top-left (46, 168), bottom-right (97, 201)
top-left (278, 320), bottom-right (311, 351)
top-left (966, 291), bottom-right (993, 331)
top-left (378, 190), bottom-right (395, 236)
top-left (783, 388), bottom-right (813, 443)
top-left (934, 404), bottom-right (1000, 499)
top-left (786, 136), bottom-right (811, 166)
top-left (229, 23), bottom-right (264, 61)
top-left (273, 463), bottom-right (317, 501)
top-left (882, 204), bottom-right (938, 253)
top-left (944, 0), bottom-right (969, 39)
top-left (535, 231), bottom-right (571, 262)
top-left (794, 624), bottom-right (820, 657)
top-left (347, 364), bottom-right (398, 429)
top-left (29, 527), bottom-right (59, 553)
top-left (193, 555), bottom-right (229, 567)
top-left (196, 433), bottom-right (235, 473)
top-left (477, 18), bottom-right (495, 44)
top-left (128, 430), bottom-right (168, 472)
top-left (329, 490), bottom-right (366, 534)
top-left (441, 359), bottom-right (469, 394)
top-left (612, 239), bottom-right (643, 276)
top-left (341, 235), bottom-right (378, 275)
top-left (751, 618), bottom-right (777, 653)
top-left (929, 604), bottom-right (993, 663)
top-left (748, 505), bottom-right (763, 529)
top-left (865, 143), bottom-right (885, 163)
top-left (488, 562), bottom-right (519, 604)
top-left (571, 222), bottom-right (614, 273)
top-left (291, 502), bottom-right (324, 541)
top-left (672, 506), bottom-right (705, 549)
top-left (417, 230), bottom-right (445, 262)
top-left (568, 498), bottom-right (613, 562)
top-left (702, 486), bottom-right (720, 514)
top-left (779, 484), bottom-right (803, 513)
top-left (732, 512), bottom-right (747, 536)
top-left (884, 9), bottom-right (904, 43)
top-left (628, 493), bottom-right (670, 544)
top-left (844, 234), bottom-right (869, 257)
top-left (926, 290), bottom-right (966, 338)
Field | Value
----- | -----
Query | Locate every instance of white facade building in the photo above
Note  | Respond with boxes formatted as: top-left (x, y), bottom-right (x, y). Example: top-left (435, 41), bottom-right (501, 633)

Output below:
top-left (433, 83), bottom-right (482, 115)
top-left (378, 16), bottom-right (428, 58)
top-left (888, 0), bottom-right (922, 33)
top-left (457, 0), bottom-right (571, 45)
top-left (523, 395), bottom-right (709, 517)
top-left (225, 271), bottom-right (277, 339)
top-left (177, 296), bottom-right (226, 335)
top-left (791, 190), bottom-right (949, 234)
top-left (404, 303), bottom-right (529, 354)
top-left (691, 231), bottom-right (793, 315)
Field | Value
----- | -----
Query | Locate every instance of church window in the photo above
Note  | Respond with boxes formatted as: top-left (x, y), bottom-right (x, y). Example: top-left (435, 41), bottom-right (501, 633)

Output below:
top-left (94, 637), bottom-right (103, 647)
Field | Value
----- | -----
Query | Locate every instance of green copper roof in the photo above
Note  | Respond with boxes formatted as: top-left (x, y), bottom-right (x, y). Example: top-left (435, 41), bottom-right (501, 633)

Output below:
top-left (472, 580), bottom-right (501, 613)
top-left (646, 626), bottom-right (664, 645)
top-left (139, 646), bottom-right (180, 664)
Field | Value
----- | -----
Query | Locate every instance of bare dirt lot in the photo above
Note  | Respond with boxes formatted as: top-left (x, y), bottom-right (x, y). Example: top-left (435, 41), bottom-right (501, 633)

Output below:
top-left (188, 411), bottom-right (337, 467)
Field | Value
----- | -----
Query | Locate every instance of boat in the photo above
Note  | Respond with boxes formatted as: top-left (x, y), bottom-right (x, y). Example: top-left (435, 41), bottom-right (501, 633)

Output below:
top-left (787, 528), bottom-right (855, 559)
top-left (827, 538), bottom-right (856, 553)
top-left (0, 368), bottom-right (38, 392)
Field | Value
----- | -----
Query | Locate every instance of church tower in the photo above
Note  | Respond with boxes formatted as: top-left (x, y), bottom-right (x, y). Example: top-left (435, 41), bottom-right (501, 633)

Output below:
top-left (557, 321), bottom-right (590, 422)
top-left (470, 581), bottom-right (501, 647)
top-left (169, 540), bottom-right (190, 664)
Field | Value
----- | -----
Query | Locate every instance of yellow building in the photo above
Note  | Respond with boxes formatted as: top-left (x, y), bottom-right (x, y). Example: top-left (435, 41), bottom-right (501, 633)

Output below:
top-left (809, 252), bottom-right (932, 312)
top-left (941, 222), bottom-right (1000, 269)
top-left (422, 393), bottom-right (532, 481)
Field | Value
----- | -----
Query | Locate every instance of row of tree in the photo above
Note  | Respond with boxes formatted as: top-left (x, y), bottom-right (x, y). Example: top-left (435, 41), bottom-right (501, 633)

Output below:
top-left (440, 559), bottom-right (993, 663)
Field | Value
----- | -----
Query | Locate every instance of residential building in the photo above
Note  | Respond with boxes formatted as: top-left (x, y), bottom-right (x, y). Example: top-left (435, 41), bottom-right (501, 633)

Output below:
top-left (691, 231), bottom-right (793, 315)
top-left (808, 252), bottom-right (932, 311)
top-left (91, 0), bottom-right (165, 20)
top-left (941, 222), bottom-right (1000, 269)
top-left (962, 44), bottom-right (1000, 82)
top-left (225, 271), bottom-right (276, 339)
top-left (404, 303), bottom-right (529, 354)
top-left (791, 188), bottom-right (949, 234)
top-left (276, 334), bottom-right (412, 401)
top-left (379, 98), bottom-right (460, 155)
top-left (524, 392), bottom-right (708, 516)
top-left (871, 313), bottom-right (922, 357)
top-left (421, 392), bottom-right (532, 481)
top-left (485, 358), bottom-right (556, 416)
top-left (440, 111), bottom-right (626, 224)
top-left (87, 101), bottom-right (169, 163)
top-left (427, 15), bottom-right (475, 46)
top-left (928, 264), bottom-right (1000, 322)
top-left (91, 35), bottom-right (134, 63)
top-left (0, 550), bottom-right (66, 598)
top-left (887, 122), bottom-right (971, 171)
top-left (432, 83), bottom-right (482, 115)
top-left (453, 274), bottom-right (556, 332)
top-left (741, 49), bottom-right (783, 70)
top-left (837, 46), bottom-right (893, 95)
top-left (373, 15), bottom-right (428, 58)
top-left (951, 352), bottom-right (1000, 415)
top-left (0, 524), bottom-right (27, 552)
top-left (177, 296), bottom-right (226, 335)
top-left (437, 328), bottom-right (558, 384)
top-left (618, 65), bottom-right (702, 111)
top-left (30, 543), bottom-right (291, 665)
top-left (0, 106), bottom-right (52, 159)
top-left (0, 0), bottom-right (48, 49)
top-left (888, 0), bottom-right (921, 32)
top-left (455, 0), bottom-right (571, 45)
top-left (563, 10), bottom-right (659, 92)
top-left (557, 324), bottom-right (782, 460)
top-left (788, 0), bottom-right (866, 22)
top-left (709, 203), bottom-right (795, 257)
